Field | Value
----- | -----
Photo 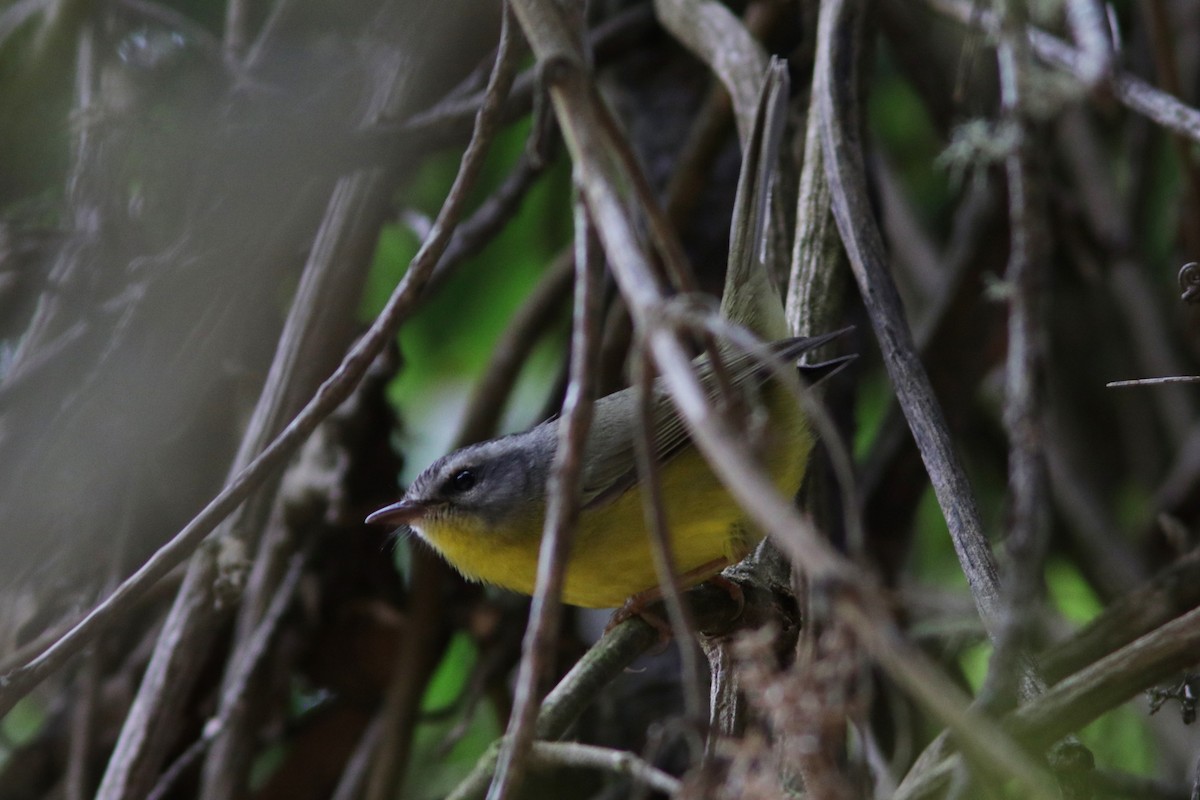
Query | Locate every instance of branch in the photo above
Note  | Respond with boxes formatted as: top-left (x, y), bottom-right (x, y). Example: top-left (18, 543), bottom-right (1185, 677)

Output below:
top-left (487, 173), bottom-right (604, 799)
top-left (982, 0), bottom-right (1053, 708)
top-left (526, 741), bottom-right (681, 795)
top-left (817, 0), bottom-right (1009, 649)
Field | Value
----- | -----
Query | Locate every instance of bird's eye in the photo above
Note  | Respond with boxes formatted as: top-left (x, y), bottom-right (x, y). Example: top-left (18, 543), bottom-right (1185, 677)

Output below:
top-left (445, 469), bottom-right (477, 494)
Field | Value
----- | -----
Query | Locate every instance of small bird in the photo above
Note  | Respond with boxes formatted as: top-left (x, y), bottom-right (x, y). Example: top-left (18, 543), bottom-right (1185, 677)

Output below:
top-left (368, 61), bottom-right (848, 608)
top-left (366, 334), bottom-right (848, 608)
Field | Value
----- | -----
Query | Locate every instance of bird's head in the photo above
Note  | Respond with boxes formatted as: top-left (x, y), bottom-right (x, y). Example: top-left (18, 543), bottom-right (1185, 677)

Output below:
top-left (365, 434), bottom-right (550, 542)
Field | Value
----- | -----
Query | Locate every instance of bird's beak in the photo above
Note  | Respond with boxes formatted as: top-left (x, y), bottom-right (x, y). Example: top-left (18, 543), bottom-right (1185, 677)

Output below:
top-left (365, 499), bottom-right (428, 526)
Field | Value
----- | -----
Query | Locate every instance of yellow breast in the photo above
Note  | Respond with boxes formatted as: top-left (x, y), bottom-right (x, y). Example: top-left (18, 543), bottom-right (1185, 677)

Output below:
top-left (417, 396), bottom-right (811, 608)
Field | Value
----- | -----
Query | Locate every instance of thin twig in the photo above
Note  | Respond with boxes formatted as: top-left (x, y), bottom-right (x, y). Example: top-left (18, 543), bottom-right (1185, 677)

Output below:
top-left (578, 101), bottom-right (697, 296)
top-left (97, 546), bottom-right (224, 798)
top-left (65, 644), bottom-right (99, 800)
top-left (427, 138), bottom-right (557, 297)
top-left (1107, 376), bottom-right (1200, 387)
top-left (241, 0), bottom-right (297, 70)
top-left (487, 189), bottom-right (603, 800)
top-left (526, 741), bottom-right (681, 795)
top-left (1040, 545), bottom-right (1200, 683)
top-left (632, 344), bottom-right (707, 722)
top-left (210, 552), bottom-right (306, 739)
top-left (330, 716), bottom-right (384, 800)
top-left (662, 86), bottom-right (733, 226)
top-left (1045, 427), bottom-right (1146, 598)
top-left (817, 0), bottom-right (1008, 645)
top-left (983, 0), bottom-right (1052, 708)
top-left (396, 5), bottom-right (655, 145)
top-left (0, 570), bottom-right (184, 676)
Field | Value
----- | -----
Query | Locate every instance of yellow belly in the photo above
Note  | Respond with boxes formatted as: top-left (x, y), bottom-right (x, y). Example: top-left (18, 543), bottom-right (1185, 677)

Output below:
top-left (418, 399), bottom-right (811, 608)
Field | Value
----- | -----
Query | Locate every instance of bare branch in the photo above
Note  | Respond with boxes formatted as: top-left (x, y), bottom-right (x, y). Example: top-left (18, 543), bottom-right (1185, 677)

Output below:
top-left (817, 0), bottom-right (1008, 648)
top-left (984, 0), bottom-right (1053, 707)
top-left (526, 741), bottom-right (681, 795)
top-left (487, 182), bottom-right (603, 800)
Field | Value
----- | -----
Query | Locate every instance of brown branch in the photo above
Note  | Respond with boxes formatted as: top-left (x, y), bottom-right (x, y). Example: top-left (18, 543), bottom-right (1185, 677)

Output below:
top-left (207, 550), bottom-right (306, 762)
top-left (787, 73), bottom-right (847, 342)
top-left (487, 187), bottom-right (603, 800)
top-left (632, 345), bottom-right (707, 722)
top-left (96, 547), bottom-right (224, 798)
top-left (147, 549), bottom-right (306, 800)
top-left (818, 0), bottom-right (1007, 647)
top-left (984, 0), bottom-right (1053, 707)
top-left (525, 741), bottom-right (682, 795)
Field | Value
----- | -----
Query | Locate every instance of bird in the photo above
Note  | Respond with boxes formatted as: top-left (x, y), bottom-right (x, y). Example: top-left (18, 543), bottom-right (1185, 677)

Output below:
top-left (367, 60), bottom-right (850, 608)
top-left (365, 332), bottom-right (847, 607)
